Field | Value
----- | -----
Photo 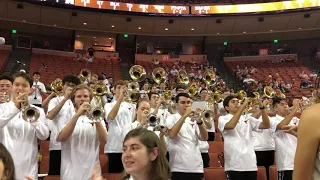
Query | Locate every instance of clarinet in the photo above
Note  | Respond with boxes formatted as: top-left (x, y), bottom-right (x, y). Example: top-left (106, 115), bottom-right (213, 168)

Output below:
top-left (34, 82), bottom-right (37, 99)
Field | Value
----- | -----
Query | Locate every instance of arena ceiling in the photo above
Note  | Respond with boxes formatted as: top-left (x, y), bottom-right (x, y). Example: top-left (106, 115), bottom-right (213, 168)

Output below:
top-left (1, 0), bottom-right (320, 43)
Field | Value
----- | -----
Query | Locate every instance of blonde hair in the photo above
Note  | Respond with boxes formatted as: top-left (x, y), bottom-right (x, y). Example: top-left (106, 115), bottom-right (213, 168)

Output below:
top-left (70, 84), bottom-right (93, 104)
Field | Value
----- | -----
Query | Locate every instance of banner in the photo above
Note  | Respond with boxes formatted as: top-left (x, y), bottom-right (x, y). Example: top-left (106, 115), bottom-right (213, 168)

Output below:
top-left (259, 48), bottom-right (269, 56)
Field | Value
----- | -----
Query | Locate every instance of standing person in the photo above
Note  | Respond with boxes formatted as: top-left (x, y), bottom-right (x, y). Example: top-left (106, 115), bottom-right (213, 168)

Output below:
top-left (218, 95), bottom-right (270, 180)
top-left (0, 72), bottom-right (49, 180)
top-left (57, 85), bottom-right (107, 180)
top-left (0, 143), bottom-right (15, 180)
top-left (270, 97), bottom-right (301, 180)
top-left (28, 72), bottom-right (46, 107)
top-left (166, 93), bottom-right (208, 180)
top-left (122, 128), bottom-right (171, 180)
top-left (0, 75), bottom-right (13, 103)
top-left (46, 75), bottom-right (81, 175)
top-left (104, 80), bottom-right (135, 173)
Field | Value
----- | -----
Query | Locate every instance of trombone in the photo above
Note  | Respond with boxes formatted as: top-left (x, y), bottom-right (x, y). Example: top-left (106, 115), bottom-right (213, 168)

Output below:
top-left (152, 68), bottom-right (167, 84)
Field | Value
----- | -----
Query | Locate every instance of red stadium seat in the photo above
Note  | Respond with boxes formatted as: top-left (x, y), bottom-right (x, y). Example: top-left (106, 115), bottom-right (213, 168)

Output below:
top-left (204, 167), bottom-right (226, 180)
top-left (43, 176), bottom-right (60, 180)
top-left (39, 155), bottom-right (49, 174)
top-left (208, 141), bottom-right (224, 153)
top-left (208, 153), bottom-right (222, 167)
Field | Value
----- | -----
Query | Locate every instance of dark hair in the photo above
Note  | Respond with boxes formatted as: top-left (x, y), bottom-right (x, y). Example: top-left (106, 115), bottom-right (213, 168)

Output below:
top-left (0, 143), bottom-right (15, 180)
top-left (175, 92), bottom-right (190, 103)
top-left (223, 95), bottom-right (237, 113)
top-left (122, 128), bottom-right (171, 180)
top-left (62, 75), bottom-right (81, 86)
top-left (200, 88), bottom-right (208, 94)
top-left (272, 97), bottom-right (286, 107)
top-left (0, 75), bottom-right (13, 84)
top-left (136, 98), bottom-right (150, 109)
top-left (148, 92), bottom-right (159, 99)
top-left (33, 72), bottom-right (40, 76)
top-left (175, 84), bottom-right (186, 91)
top-left (98, 75), bottom-right (104, 81)
top-left (12, 72), bottom-right (33, 87)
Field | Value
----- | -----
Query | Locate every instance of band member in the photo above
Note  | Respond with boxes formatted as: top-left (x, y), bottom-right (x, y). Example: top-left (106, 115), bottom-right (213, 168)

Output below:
top-left (218, 95), bottom-right (270, 180)
top-left (270, 97), bottom-right (300, 180)
top-left (0, 143), bottom-right (15, 180)
top-left (122, 99), bottom-right (167, 152)
top-left (199, 88), bottom-right (215, 141)
top-left (28, 72), bottom-right (46, 107)
top-left (0, 75), bottom-right (13, 103)
top-left (166, 93), bottom-right (208, 180)
top-left (122, 128), bottom-right (171, 180)
top-left (0, 72), bottom-right (49, 180)
top-left (57, 85), bottom-right (107, 180)
top-left (46, 75), bottom-right (81, 175)
top-left (149, 92), bottom-right (171, 125)
top-left (104, 80), bottom-right (135, 173)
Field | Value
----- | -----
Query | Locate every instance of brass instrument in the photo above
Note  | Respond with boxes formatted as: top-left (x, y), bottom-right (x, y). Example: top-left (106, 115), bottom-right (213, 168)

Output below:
top-left (152, 68), bottom-right (167, 84)
top-left (276, 91), bottom-right (286, 99)
top-left (187, 84), bottom-right (199, 98)
top-left (78, 69), bottom-right (91, 83)
top-left (128, 82), bottom-right (140, 92)
top-left (21, 101), bottom-right (40, 122)
top-left (92, 83), bottom-right (108, 96)
top-left (88, 106), bottom-right (105, 122)
top-left (51, 78), bottom-right (63, 94)
top-left (129, 65), bottom-right (146, 82)
top-left (146, 113), bottom-right (158, 127)
top-left (125, 90), bottom-right (139, 103)
top-left (211, 90), bottom-right (223, 104)
top-left (0, 92), bottom-right (10, 103)
top-left (201, 109), bottom-right (214, 122)
top-left (260, 86), bottom-right (275, 99)
top-left (178, 70), bottom-right (189, 85)
top-left (203, 69), bottom-right (216, 87)
top-left (237, 90), bottom-right (247, 102)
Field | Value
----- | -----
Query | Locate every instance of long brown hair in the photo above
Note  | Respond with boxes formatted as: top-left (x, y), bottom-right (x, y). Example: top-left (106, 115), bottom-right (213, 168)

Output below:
top-left (0, 143), bottom-right (15, 180)
top-left (121, 128), bottom-right (171, 180)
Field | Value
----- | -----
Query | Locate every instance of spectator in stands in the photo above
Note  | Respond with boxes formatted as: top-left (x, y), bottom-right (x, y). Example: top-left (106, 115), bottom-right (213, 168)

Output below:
top-left (122, 128), bottom-right (171, 180)
top-left (46, 75), bottom-right (81, 175)
top-left (159, 82), bottom-right (167, 93)
top-left (91, 74), bottom-right (99, 84)
top-left (28, 72), bottom-right (47, 108)
top-left (170, 66), bottom-right (179, 77)
top-left (139, 82), bottom-right (150, 99)
top-left (104, 80), bottom-right (136, 173)
top-left (194, 70), bottom-right (203, 80)
top-left (0, 72), bottom-right (49, 180)
top-left (0, 75), bottom-right (13, 103)
top-left (166, 93), bottom-right (208, 180)
top-left (218, 96), bottom-right (270, 180)
top-left (57, 85), bottom-right (107, 180)
top-left (279, 82), bottom-right (289, 93)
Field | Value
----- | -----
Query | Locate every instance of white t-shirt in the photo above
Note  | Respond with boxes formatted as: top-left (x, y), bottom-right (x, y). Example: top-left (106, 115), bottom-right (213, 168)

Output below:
top-left (47, 96), bottom-right (74, 151)
top-left (271, 114), bottom-right (299, 171)
top-left (122, 121), bottom-right (160, 141)
top-left (0, 104), bottom-right (49, 180)
top-left (166, 113), bottom-right (203, 173)
top-left (253, 116), bottom-right (275, 151)
top-left (104, 101), bottom-right (136, 153)
top-left (150, 107), bottom-right (171, 125)
top-left (28, 81), bottom-right (46, 105)
top-left (218, 114), bottom-right (261, 171)
top-left (59, 115), bottom-right (106, 180)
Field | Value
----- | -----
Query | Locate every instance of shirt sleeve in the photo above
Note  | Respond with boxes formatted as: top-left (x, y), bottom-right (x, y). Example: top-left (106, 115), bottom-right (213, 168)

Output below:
top-left (270, 117), bottom-right (280, 133)
top-left (165, 115), bottom-right (176, 130)
top-left (218, 115), bottom-right (230, 132)
top-left (249, 116), bottom-right (262, 132)
top-left (0, 101), bottom-right (21, 128)
top-left (104, 102), bottom-right (114, 122)
top-left (41, 83), bottom-right (47, 93)
top-left (47, 97), bottom-right (59, 113)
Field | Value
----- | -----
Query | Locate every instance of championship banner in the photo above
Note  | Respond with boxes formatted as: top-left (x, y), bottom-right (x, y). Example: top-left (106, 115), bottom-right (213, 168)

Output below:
top-left (191, 0), bottom-right (320, 14)
top-left (259, 48), bottom-right (269, 56)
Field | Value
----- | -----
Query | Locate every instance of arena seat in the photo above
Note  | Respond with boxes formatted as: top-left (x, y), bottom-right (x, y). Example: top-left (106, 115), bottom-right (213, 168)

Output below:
top-left (208, 141), bottom-right (224, 153)
top-left (204, 167), bottom-right (226, 180)
top-left (43, 176), bottom-right (60, 180)
top-left (208, 153), bottom-right (222, 167)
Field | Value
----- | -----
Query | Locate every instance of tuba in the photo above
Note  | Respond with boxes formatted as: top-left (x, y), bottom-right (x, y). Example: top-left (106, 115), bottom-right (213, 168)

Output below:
top-left (178, 70), bottom-right (189, 85)
top-left (51, 78), bottom-right (63, 94)
top-left (129, 65), bottom-right (146, 82)
top-left (203, 69), bottom-right (216, 87)
top-left (187, 84), bottom-right (199, 98)
top-left (152, 68), bottom-right (167, 84)
top-left (79, 69), bottom-right (91, 83)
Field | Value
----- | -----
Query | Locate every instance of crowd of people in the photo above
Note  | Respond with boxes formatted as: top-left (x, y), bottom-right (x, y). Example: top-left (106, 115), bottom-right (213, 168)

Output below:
top-left (0, 58), bottom-right (318, 180)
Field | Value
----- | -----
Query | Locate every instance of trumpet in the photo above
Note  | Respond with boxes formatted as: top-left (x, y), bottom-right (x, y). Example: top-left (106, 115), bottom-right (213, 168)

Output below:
top-left (78, 68), bottom-right (91, 83)
top-left (201, 109), bottom-right (214, 122)
top-left (187, 84), bottom-right (199, 98)
top-left (88, 106), bottom-right (105, 122)
top-left (152, 68), bottom-right (167, 84)
top-left (92, 83), bottom-right (108, 96)
top-left (21, 101), bottom-right (40, 122)
top-left (129, 65), bottom-right (146, 82)
top-left (51, 78), bottom-right (63, 94)
top-left (203, 69), bottom-right (216, 87)
top-left (178, 70), bottom-right (189, 85)
top-left (146, 113), bottom-right (165, 131)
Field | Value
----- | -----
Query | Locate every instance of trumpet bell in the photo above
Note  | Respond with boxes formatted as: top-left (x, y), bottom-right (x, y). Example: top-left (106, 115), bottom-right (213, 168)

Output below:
top-left (51, 78), bottom-right (63, 94)
top-left (163, 90), bottom-right (172, 101)
top-left (152, 67), bottom-right (167, 84)
top-left (23, 106), bottom-right (40, 122)
top-left (201, 110), bottom-right (214, 121)
top-left (79, 68), bottom-right (91, 82)
top-left (178, 70), bottom-right (189, 85)
top-left (129, 65), bottom-right (146, 82)
top-left (89, 106), bottom-right (105, 122)
top-left (125, 90), bottom-right (139, 103)
top-left (147, 113), bottom-right (158, 127)
top-left (203, 70), bottom-right (216, 86)
top-left (263, 86), bottom-right (275, 99)
top-left (212, 90), bottom-right (223, 103)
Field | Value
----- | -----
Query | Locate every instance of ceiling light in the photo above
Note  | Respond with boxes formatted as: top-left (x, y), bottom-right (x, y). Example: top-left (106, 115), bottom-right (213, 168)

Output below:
top-left (243, 31), bottom-right (246, 34)
top-left (77, 35), bottom-right (80, 37)
top-left (109, 38), bottom-right (111, 40)
top-left (165, 28), bottom-right (168, 31)
top-left (191, 28), bottom-right (195, 31)
top-left (22, 20), bottom-right (26, 22)
top-left (217, 33), bottom-right (220, 34)
top-left (298, 28), bottom-right (302, 29)
top-left (93, 37), bottom-right (96, 38)
top-left (138, 27), bottom-right (142, 30)
top-left (83, 22), bottom-right (87, 25)
top-left (270, 30), bottom-right (273, 32)
top-left (54, 24), bottom-right (57, 27)
top-left (111, 25), bottom-right (115, 28)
